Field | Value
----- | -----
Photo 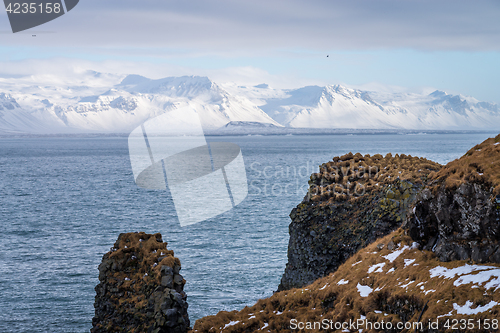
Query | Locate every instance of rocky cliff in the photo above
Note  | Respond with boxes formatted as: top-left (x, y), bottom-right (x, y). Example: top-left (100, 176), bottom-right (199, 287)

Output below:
top-left (191, 134), bottom-right (500, 332)
top-left (92, 232), bottom-right (189, 333)
top-left (405, 133), bottom-right (500, 263)
top-left (278, 152), bottom-right (441, 290)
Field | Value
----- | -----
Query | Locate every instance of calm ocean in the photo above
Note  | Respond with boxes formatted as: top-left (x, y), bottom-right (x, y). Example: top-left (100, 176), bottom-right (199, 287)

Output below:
top-left (0, 132), bottom-right (495, 332)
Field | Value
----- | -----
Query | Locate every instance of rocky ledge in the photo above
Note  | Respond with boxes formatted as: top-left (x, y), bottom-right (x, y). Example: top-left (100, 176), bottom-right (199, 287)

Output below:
top-left (92, 232), bottom-right (189, 333)
top-left (278, 152), bottom-right (441, 290)
top-left (405, 133), bottom-right (500, 263)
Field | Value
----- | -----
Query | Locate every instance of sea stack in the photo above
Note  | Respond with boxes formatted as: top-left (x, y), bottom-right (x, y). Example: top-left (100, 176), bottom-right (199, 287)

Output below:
top-left (92, 232), bottom-right (189, 333)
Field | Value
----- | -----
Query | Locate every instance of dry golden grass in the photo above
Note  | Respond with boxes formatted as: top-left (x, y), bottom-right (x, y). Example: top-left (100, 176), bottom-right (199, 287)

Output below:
top-left (430, 133), bottom-right (500, 196)
top-left (107, 232), bottom-right (181, 300)
top-left (192, 229), bottom-right (500, 333)
top-left (308, 152), bottom-right (441, 203)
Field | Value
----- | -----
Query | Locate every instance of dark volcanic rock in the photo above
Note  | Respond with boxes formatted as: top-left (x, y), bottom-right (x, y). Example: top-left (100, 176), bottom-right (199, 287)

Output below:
top-left (92, 232), bottom-right (189, 333)
top-left (278, 152), bottom-right (441, 290)
top-left (405, 134), bottom-right (500, 263)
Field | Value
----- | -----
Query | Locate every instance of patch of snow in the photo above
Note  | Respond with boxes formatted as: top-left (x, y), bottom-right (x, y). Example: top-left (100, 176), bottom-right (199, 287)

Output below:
top-left (454, 301), bottom-right (498, 315)
top-left (387, 268), bottom-right (395, 273)
top-left (374, 310), bottom-right (382, 314)
top-left (400, 281), bottom-right (414, 289)
top-left (368, 262), bottom-right (386, 273)
top-left (357, 283), bottom-right (373, 297)
top-left (249, 315), bottom-right (255, 319)
top-left (260, 323), bottom-right (269, 330)
top-left (319, 283), bottom-right (329, 290)
top-left (404, 259), bottom-right (416, 267)
top-left (438, 310), bottom-right (453, 318)
top-left (352, 261), bottom-right (362, 266)
top-left (454, 269), bottom-right (500, 290)
top-left (429, 264), bottom-right (497, 279)
top-left (337, 279), bottom-right (349, 285)
top-left (410, 242), bottom-right (420, 249)
top-left (430, 264), bottom-right (500, 290)
top-left (223, 321), bottom-right (239, 329)
top-left (424, 289), bottom-right (436, 295)
top-left (383, 245), bottom-right (409, 263)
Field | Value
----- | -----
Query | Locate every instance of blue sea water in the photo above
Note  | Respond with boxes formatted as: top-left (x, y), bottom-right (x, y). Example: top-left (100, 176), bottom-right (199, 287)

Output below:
top-left (0, 132), bottom-right (496, 332)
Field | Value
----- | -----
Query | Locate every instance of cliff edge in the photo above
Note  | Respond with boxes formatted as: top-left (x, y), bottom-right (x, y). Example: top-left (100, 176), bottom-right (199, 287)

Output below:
top-left (278, 152), bottom-right (441, 290)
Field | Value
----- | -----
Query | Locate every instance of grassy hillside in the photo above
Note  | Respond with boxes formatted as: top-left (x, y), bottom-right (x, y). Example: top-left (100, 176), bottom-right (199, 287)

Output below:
top-left (192, 230), bottom-right (500, 332)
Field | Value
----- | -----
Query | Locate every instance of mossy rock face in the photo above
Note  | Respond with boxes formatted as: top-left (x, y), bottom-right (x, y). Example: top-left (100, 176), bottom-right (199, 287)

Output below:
top-left (278, 153), bottom-right (440, 291)
top-left (92, 232), bottom-right (189, 333)
top-left (405, 134), bottom-right (500, 264)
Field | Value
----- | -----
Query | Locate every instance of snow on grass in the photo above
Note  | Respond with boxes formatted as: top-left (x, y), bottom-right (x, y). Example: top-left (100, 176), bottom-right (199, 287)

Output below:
top-left (424, 289), bottom-right (436, 295)
top-left (454, 300), bottom-right (499, 315)
top-left (429, 264), bottom-right (500, 290)
top-left (352, 260), bottom-right (362, 266)
top-left (337, 279), bottom-right (349, 285)
top-left (387, 268), bottom-right (395, 273)
top-left (357, 283), bottom-right (373, 297)
top-left (223, 321), bottom-right (239, 329)
top-left (368, 262), bottom-right (385, 273)
top-left (260, 323), bottom-right (269, 330)
top-left (404, 259), bottom-right (416, 267)
top-left (382, 245), bottom-right (409, 263)
top-left (454, 268), bottom-right (500, 290)
top-left (400, 280), bottom-right (414, 289)
top-left (429, 264), bottom-right (497, 279)
top-left (319, 283), bottom-right (329, 290)
top-left (438, 310), bottom-right (453, 318)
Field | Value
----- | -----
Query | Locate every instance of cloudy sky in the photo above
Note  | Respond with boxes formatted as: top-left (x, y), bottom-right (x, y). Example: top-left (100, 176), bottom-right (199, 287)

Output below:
top-left (0, 0), bottom-right (499, 102)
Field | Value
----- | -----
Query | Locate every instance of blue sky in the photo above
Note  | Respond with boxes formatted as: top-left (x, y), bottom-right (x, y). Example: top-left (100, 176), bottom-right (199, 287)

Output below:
top-left (0, 0), bottom-right (499, 103)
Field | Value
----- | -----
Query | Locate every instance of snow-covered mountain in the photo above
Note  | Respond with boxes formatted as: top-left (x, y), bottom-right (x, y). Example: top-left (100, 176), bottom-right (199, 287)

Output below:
top-left (235, 84), bottom-right (500, 130)
top-left (0, 73), bottom-right (280, 134)
top-left (0, 71), bottom-right (499, 134)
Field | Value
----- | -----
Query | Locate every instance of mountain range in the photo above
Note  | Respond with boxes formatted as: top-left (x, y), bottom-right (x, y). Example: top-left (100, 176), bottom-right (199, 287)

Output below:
top-left (0, 71), bottom-right (499, 134)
